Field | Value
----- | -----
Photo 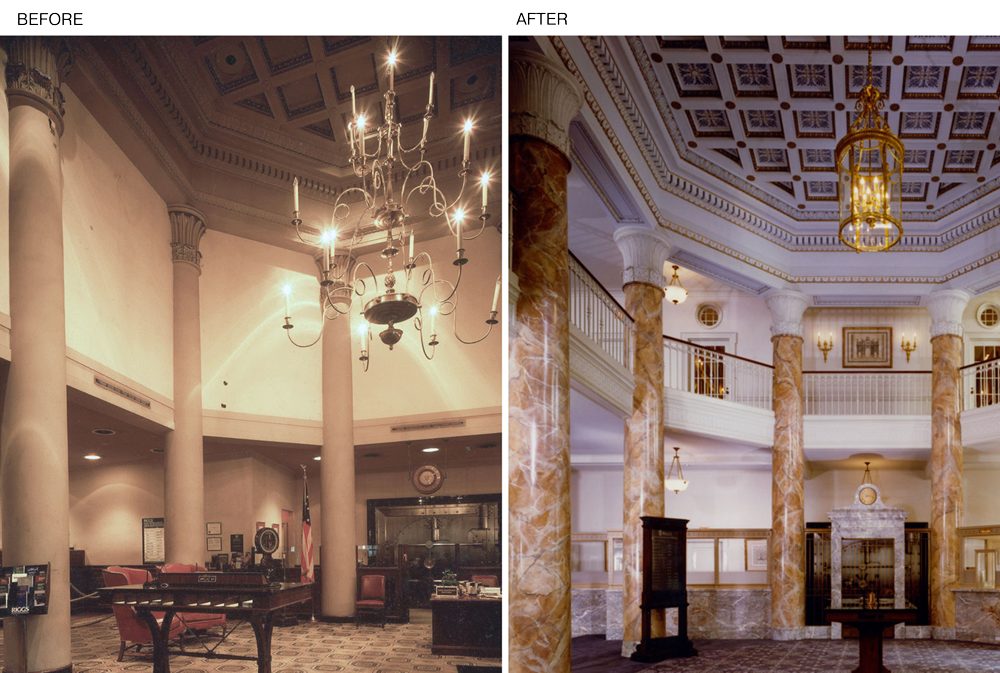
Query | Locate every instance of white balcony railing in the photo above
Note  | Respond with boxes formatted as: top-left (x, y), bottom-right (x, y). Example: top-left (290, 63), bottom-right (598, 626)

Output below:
top-left (802, 372), bottom-right (931, 416)
top-left (569, 253), bottom-right (633, 372)
top-left (961, 359), bottom-right (1000, 411)
top-left (663, 337), bottom-right (773, 411)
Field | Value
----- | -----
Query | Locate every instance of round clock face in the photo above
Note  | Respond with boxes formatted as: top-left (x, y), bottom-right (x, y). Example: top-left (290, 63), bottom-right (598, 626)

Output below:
top-left (256, 527), bottom-right (280, 554)
top-left (412, 464), bottom-right (444, 494)
top-left (859, 487), bottom-right (877, 506)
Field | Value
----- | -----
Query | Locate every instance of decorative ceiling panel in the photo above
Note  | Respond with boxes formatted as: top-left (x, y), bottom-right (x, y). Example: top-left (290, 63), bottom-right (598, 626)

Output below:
top-left (631, 36), bottom-right (1000, 218)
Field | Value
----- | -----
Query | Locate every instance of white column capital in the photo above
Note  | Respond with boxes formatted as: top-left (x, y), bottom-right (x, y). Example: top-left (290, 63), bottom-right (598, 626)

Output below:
top-left (510, 47), bottom-right (583, 157)
top-left (926, 289), bottom-right (971, 338)
top-left (613, 226), bottom-right (672, 289)
top-left (764, 289), bottom-right (809, 339)
top-left (168, 204), bottom-right (208, 271)
top-left (4, 37), bottom-right (72, 135)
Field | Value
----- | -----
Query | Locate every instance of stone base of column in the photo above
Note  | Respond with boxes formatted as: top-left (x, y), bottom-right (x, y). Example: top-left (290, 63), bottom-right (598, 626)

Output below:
top-left (621, 641), bottom-right (638, 658)
top-left (771, 627), bottom-right (807, 641)
top-left (3, 665), bottom-right (73, 673)
top-left (931, 626), bottom-right (957, 641)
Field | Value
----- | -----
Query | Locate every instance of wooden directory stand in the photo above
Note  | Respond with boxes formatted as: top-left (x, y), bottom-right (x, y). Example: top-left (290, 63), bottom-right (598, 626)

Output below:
top-left (630, 516), bottom-right (697, 663)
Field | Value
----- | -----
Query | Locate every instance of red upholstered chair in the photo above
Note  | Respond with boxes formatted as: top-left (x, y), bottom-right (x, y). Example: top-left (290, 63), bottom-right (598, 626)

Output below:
top-left (103, 566), bottom-right (185, 662)
top-left (355, 574), bottom-right (386, 628)
top-left (471, 574), bottom-right (499, 588)
top-left (159, 563), bottom-right (227, 633)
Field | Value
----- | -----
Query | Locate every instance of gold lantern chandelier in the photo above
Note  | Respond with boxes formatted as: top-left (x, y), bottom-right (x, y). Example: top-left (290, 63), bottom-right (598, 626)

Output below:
top-left (835, 36), bottom-right (904, 253)
top-left (280, 39), bottom-right (500, 371)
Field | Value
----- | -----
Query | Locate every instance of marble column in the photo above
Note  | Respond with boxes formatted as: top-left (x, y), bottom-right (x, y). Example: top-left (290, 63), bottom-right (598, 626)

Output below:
top-left (508, 48), bottom-right (581, 673)
top-left (1, 37), bottom-right (73, 673)
top-left (926, 289), bottom-right (970, 637)
top-left (320, 253), bottom-right (358, 619)
top-left (614, 227), bottom-right (671, 657)
top-left (764, 289), bottom-right (809, 641)
top-left (164, 206), bottom-right (208, 564)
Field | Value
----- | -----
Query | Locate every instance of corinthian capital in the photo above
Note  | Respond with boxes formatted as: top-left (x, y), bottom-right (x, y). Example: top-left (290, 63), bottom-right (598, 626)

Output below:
top-left (5, 37), bottom-right (72, 136)
top-left (764, 289), bottom-right (809, 339)
top-left (613, 226), bottom-right (672, 290)
top-left (510, 48), bottom-right (583, 157)
top-left (168, 205), bottom-right (208, 271)
top-left (926, 289), bottom-right (971, 338)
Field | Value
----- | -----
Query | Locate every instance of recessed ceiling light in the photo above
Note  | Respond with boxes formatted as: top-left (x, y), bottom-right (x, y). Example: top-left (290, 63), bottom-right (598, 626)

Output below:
top-left (422, 447), bottom-right (440, 453)
top-left (84, 454), bottom-right (102, 460)
top-left (314, 456), bottom-right (321, 461)
top-left (92, 429), bottom-right (116, 436)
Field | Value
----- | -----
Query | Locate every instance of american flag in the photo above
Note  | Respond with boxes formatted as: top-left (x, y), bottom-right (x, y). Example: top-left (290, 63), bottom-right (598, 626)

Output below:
top-left (301, 468), bottom-right (314, 583)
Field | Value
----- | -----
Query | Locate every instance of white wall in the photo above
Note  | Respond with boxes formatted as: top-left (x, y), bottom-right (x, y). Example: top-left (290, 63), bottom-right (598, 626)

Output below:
top-left (964, 469), bottom-right (1000, 526)
top-left (62, 89), bottom-right (174, 398)
top-left (805, 465), bottom-right (931, 524)
top-left (661, 290), bottom-right (774, 365)
top-left (803, 307), bottom-right (932, 371)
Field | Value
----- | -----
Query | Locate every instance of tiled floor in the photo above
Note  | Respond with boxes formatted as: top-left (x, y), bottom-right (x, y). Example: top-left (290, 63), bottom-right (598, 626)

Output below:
top-left (572, 635), bottom-right (1000, 672)
top-left (0, 611), bottom-right (501, 673)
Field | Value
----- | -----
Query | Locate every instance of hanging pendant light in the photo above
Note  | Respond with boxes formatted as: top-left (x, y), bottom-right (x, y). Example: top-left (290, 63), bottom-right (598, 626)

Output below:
top-left (664, 265), bottom-right (688, 305)
top-left (835, 36), bottom-right (904, 252)
top-left (665, 446), bottom-right (689, 494)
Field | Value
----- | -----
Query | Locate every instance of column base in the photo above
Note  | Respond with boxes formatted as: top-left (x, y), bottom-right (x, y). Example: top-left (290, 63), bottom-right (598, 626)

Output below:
top-left (316, 615), bottom-right (354, 624)
top-left (931, 626), bottom-right (956, 641)
top-left (4, 666), bottom-right (72, 673)
top-left (621, 640), bottom-right (638, 658)
top-left (771, 626), bottom-right (807, 641)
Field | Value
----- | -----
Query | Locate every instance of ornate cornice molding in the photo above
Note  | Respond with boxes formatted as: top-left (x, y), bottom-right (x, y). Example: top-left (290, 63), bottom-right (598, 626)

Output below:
top-left (764, 289), bottom-right (809, 339)
top-left (5, 37), bottom-right (72, 136)
top-left (509, 48), bottom-right (582, 157)
top-left (926, 289), bottom-right (971, 338)
top-left (613, 226), bottom-right (671, 289)
top-left (168, 204), bottom-right (208, 271)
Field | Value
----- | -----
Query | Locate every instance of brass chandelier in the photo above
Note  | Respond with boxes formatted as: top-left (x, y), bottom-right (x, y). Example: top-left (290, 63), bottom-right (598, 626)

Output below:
top-left (835, 37), bottom-right (904, 252)
top-left (280, 40), bottom-right (500, 370)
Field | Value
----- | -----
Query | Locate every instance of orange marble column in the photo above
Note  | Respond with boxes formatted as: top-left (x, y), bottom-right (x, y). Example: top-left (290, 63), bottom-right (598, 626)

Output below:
top-left (926, 289), bottom-right (970, 637)
top-left (1, 38), bottom-right (73, 673)
top-left (509, 48), bottom-right (581, 673)
top-left (764, 289), bottom-right (809, 641)
top-left (613, 227), bottom-right (672, 657)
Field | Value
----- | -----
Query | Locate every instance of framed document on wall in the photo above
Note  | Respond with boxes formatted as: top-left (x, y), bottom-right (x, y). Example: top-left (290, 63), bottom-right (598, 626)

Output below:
top-left (745, 539), bottom-right (768, 571)
top-left (142, 517), bottom-right (165, 565)
top-left (207, 537), bottom-right (222, 552)
top-left (207, 522), bottom-right (222, 535)
top-left (843, 327), bottom-right (893, 368)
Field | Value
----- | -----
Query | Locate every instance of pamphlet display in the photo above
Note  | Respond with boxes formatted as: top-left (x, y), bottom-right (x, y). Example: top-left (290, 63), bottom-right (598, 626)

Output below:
top-left (0, 564), bottom-right (50, 617)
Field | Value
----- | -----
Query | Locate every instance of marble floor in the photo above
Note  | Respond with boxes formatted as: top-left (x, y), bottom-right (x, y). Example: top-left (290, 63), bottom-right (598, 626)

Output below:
top-left (0, 611), bottom-right (501, 673)
top-left (572, 635), bottom-right (1000, 672)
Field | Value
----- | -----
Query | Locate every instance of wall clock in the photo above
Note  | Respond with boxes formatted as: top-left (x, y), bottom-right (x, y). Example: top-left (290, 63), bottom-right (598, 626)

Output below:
top-left (412, 464), bottom-right (444, 494)
top-left (859, 486), bottom-right (878, 506)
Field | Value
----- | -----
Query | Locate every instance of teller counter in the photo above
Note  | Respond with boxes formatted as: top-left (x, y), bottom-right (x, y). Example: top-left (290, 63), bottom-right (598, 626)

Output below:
top-left (430, 594), bottom-right (502, 658)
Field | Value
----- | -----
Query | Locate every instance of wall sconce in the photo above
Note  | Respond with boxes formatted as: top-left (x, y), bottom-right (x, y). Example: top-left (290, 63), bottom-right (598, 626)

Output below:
top-left (665, 447), bottom-right (689, 494)
top-left (901, 332), bottom-right (917, 363)
top-left (817, 332), bottom-right (834, 363)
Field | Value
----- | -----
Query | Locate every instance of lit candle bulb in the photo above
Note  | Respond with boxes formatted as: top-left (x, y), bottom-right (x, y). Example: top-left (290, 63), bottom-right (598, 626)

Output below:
top-left (481, 173), bottom-right (490, 209)
top-left (293, 176), bottom-right (300, 212)
top-left (348, 121), bottom-right (355, 153)
top-left (351, 85), bottom-right (356, 118)
top-left (463, 119), bottom-right (472, 163)
top-left (357, 321), bottom-right (367, 351)
top-left (455, 209), bottom-right (464, 252)
top-left (282, 284), bottom-right (292, 318)
top-left (421, 117), bottom-right (429, 145)
top-left (388, 51), bottom-right (396, 91)
top-left (427, 71), bottom-right (435, 106)
top-left (409, 230), bottom-right (415, 259)
top-left (429, 305), bottom-right (437, 335)
top-left (359, 115), bottom-right (366, 155)
top-left (491, 278), bottom-right (500, 313)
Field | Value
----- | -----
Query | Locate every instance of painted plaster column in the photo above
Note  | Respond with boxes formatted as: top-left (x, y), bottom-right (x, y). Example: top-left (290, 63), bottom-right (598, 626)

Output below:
top-left (1, 37), bottom-right (73, 673)
top-left (764, 289), bottom-right (809, 641)
top-left (508, 48), bottom-right (581, 673)
top-left (614, 227), bottom-right (671, 657)
top-left (319, 253), bottom-right (357, 619)
top-left (926, 289), bottom-right (970, 637)
top-left (164, 205), bottom-right (207, 564)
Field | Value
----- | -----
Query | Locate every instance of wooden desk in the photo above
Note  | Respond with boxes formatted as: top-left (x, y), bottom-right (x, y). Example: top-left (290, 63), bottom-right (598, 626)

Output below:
top-left (430, 595), bottom-right (501, 658)
top-left (825, 608), bottom-right (917, 673)
top-left (101, 582), bottom-right (313, 673)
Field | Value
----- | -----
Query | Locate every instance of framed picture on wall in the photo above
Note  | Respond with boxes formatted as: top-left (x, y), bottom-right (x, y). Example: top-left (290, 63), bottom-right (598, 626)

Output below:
top-left (207, 536), bottom-right (222, 552)
top-left (206, 522), bottom-right (222, 535)
top-left (746, 539), bottom-right (768, 571)
top-left (843, 327), bottom-right (893, 368)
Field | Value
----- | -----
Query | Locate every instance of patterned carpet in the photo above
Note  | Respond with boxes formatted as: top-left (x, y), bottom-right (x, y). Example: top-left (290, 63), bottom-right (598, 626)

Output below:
top-left (0, 611), bottom-right (501, 673)
top-left (572, 635), bottom-right (1000, 672)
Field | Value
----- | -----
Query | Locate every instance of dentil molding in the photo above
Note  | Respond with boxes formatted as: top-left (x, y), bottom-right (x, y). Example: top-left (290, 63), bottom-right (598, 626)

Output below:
top-left (509, 48), bottom-right (583, 157)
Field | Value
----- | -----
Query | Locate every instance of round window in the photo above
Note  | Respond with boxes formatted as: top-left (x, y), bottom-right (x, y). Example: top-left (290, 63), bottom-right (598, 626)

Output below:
top-left (978, 303), bottom-right (1000, 329)
top-left (696, 303), bottom-right (722, 329)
